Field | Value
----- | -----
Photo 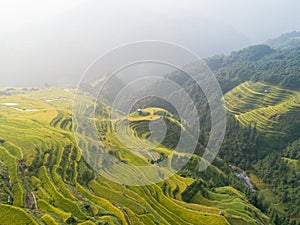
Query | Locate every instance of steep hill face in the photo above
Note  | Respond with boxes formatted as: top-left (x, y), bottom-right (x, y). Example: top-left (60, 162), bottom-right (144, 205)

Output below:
top-left (0, 40), bottom-right (299, 225)
top-left (158, 45), bottom-right (300, 224)
top-left (266, 31), bottom-right (300, 50)
top-left (255, 139), bottom-right (300, 218)
top-left (222, 82), bottom-right (300, 221)
top-left (0, 88), bottom-right (271, 225)
top-left (224, 81), bottom-right (300, 133)
top-left (132, 43), bottom-right (300, 224)
top-left (204, 45), bottom-right (300, 91)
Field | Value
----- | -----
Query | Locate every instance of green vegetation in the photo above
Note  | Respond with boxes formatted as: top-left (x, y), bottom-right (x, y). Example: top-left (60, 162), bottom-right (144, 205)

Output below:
top-left (205, 45), bottom-right (300, 91)
top-left (135, 43), bottom-right (300, 224)
top-left (266, 31), bottom-right (300, 50)
top-left (224, 81), bottom-right (300, 132)
top-left (0, 87), bottom-right (270, 225)
top-left (0, 204), bottom-right (38, 225)
top-left (41, 214), bottom-right (59, 225)
top-left (1, 40), bottom-right (300, 225)
top-left (255, 139), bottom-right (300, 219)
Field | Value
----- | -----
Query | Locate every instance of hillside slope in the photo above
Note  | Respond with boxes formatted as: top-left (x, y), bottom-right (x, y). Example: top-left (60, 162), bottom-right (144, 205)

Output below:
top-left (224, 81), bottom-right (300, 132)
top-left (266, 31), bottom-right (300, 50)
top-left (0, 87), bottom-right (270, 225)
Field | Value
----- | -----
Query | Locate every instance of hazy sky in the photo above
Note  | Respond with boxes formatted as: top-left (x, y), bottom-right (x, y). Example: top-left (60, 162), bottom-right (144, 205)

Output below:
top-left (0, 0), bottom-right (300, 87)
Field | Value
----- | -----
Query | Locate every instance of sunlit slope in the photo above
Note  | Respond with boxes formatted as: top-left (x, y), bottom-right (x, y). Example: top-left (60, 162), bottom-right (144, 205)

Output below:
top-left (0, 88), bottom-right (126, 224)
top-left (96, 106), bottom-right (271, 225)
top-left (224, 81), bottom-right (300, 132)
top-left (0, 87), bottom-right (270, 225)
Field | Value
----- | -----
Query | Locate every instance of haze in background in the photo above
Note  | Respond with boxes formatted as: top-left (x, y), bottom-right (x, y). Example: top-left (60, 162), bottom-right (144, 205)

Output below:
top-left (0, 0), bottom-right (300, 87)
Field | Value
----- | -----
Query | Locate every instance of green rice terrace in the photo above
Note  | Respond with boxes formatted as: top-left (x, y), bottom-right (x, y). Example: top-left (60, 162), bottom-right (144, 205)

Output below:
top-left (0, 87), bottom-right (271, 225)
top-left (223, 81), bottom-right (300, 133)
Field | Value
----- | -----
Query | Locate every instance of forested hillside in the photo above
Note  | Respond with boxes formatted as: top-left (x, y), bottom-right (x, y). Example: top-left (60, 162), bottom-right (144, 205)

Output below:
top-left (134, 44), bottom-right (300, 224)
top-left (266, 31), bottom-right (300, 50)
top-left (183, 45), bottom-right (300, 224)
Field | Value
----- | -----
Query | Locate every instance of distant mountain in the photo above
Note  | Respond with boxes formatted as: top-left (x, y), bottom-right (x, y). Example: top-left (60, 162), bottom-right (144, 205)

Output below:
top-left (266, 31), bottom-right (300, 49)
top-left (204, 45), bottom-right (300, 92)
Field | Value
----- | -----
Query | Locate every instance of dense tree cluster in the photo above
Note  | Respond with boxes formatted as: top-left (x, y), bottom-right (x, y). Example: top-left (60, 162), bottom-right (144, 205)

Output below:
top-left (205, 45), bottom-right (300, 91)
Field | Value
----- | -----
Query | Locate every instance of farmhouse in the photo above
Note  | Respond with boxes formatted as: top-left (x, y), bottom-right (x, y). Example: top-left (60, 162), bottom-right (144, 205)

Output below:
top-left (137, 108), bottom-right (143, 115)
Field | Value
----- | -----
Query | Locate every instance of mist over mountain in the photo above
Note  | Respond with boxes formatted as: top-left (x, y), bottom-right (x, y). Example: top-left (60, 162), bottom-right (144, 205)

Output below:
top-left (266, 31), bottom-right (300, 50)
top-left (1, 0), bottom-right (300, 87)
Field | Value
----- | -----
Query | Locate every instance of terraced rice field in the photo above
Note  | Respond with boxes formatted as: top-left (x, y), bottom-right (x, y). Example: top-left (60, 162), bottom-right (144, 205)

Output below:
top-left (0, 87), bottom-right (269, 224)
top-left (224, 81), bottom-right (300, 132)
